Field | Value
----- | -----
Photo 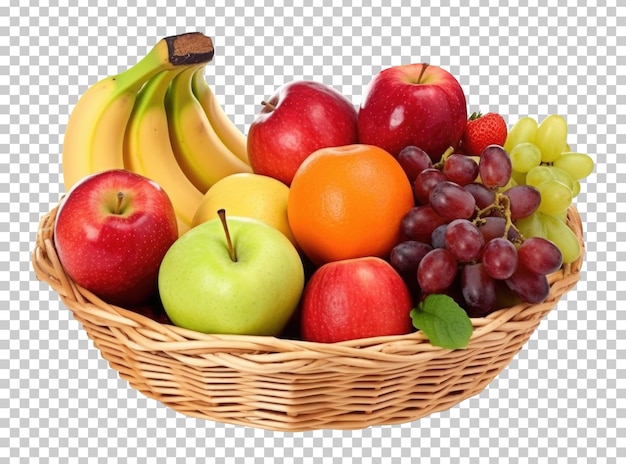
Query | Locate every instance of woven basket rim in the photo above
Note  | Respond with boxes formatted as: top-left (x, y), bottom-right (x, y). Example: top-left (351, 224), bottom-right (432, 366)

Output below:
top-left (33, 202), bottom-right (585, 357)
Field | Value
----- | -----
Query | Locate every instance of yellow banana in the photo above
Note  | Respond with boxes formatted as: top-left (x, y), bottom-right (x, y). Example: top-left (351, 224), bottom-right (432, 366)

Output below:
top-left (62, 32), bottom-right (215, 192)
top-left (165, 65), bottom-right (252, 193)
top-left (62, 88), bottom-right (133, 192)
top-left (191, 67), bottom-right (250, 165)
top-left (123, 68), bottom-right (204, 236)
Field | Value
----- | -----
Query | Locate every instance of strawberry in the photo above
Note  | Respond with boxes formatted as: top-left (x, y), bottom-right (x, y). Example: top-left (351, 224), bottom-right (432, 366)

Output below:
top-left (461, 112), bottom-right (508, 155)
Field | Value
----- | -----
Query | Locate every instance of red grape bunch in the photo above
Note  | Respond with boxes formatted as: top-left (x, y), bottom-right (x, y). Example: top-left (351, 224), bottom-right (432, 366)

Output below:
top-left (392, 144), bottom-right (563, 317)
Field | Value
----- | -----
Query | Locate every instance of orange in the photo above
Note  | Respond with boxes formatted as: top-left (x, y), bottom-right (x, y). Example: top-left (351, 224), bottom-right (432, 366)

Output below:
top-left (287, 144), bottom-right (414, 265)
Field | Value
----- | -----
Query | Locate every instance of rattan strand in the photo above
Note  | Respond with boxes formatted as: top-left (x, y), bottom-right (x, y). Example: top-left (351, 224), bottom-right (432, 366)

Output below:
top-left (32, 204), bottom-right (584, 431)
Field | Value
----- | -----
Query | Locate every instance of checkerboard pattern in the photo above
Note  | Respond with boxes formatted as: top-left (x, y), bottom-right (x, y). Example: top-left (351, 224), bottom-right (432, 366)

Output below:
top-left (2, 1), bottom-right (624, 463)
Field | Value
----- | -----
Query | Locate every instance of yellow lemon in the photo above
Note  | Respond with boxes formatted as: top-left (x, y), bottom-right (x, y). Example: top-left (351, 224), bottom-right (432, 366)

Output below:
top-left (192, 173), bottom-right (297, 246)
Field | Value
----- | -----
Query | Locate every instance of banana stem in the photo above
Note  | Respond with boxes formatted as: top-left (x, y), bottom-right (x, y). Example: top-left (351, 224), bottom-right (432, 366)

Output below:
top-left (114, 32), bottom-right (214, 91)
top-left (165, 32), bottom-right (214, 66)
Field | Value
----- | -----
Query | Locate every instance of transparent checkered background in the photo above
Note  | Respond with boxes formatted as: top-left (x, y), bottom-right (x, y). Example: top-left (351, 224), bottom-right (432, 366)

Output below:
top-left (2, 1), bottom-right (624, 463)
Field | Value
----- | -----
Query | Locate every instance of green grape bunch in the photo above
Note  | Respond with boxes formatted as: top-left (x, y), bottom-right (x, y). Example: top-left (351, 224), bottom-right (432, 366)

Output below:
top-left (502, 114), bottom-right (593, 264)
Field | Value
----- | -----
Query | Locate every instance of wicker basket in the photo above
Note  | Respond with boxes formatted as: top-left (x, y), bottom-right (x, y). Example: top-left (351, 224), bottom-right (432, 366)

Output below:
top-left (32, 203), bottom-right (584, 432)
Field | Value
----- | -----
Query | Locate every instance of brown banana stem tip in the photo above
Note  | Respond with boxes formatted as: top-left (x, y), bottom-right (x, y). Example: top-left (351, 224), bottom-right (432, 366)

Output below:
top-left (165, 32), bottom-right (214, 65)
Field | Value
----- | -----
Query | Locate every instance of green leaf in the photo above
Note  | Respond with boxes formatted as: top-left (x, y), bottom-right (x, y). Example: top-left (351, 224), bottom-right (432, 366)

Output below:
top-left (410, 294), bottom-right (473, 349)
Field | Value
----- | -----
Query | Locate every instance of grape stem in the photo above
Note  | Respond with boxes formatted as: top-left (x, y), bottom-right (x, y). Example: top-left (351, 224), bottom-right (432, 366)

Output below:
top-left (497, 194), bottom-right (516, 241)
top-left (474, 192), bottom-right (523, 244)
top-left (433, 146), bottom-right (456, 170)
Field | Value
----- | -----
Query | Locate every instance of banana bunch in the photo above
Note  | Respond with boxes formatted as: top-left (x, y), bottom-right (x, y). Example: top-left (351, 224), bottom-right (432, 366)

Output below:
top-left (62, 32), bottom-right (252, 235)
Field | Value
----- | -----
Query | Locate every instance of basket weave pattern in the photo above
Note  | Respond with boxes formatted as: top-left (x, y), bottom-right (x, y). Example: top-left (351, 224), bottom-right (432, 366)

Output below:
top-left (33, 204), bottom-right (584, 431)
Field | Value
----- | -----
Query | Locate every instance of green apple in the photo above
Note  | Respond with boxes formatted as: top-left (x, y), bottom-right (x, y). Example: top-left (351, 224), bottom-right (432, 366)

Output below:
top-left (158, 210), bottom-right (304, 335)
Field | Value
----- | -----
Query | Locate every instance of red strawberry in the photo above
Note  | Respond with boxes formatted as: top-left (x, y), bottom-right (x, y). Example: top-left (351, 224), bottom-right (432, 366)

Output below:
top-left (461, 112), bottom-right (508, 155)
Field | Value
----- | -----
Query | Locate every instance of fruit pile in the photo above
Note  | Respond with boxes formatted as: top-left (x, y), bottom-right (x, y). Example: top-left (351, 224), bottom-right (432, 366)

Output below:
top-left (53, 33), bottom-right (591, 350)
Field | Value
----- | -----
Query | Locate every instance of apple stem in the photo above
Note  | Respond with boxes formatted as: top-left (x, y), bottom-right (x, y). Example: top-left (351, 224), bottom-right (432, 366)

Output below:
top-left (261, 100), bottom-right (275, 111)
top-left (217, 209), bottom-right (237, 262)
top-left (115, 192), bottom-right (124, 215)
top-left (417, 63), bottom-right (429, 84)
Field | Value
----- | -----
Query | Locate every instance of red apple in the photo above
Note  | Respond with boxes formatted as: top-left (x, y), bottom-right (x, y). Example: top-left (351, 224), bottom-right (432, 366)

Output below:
top-left (358, 63), bottom-right (467, 162)
top-left (300, 257), bottom-right (413, 343)
top-left (54, 169), bottom-right (178, 307)
top-left (247, 80), bottom-right (359, 185)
